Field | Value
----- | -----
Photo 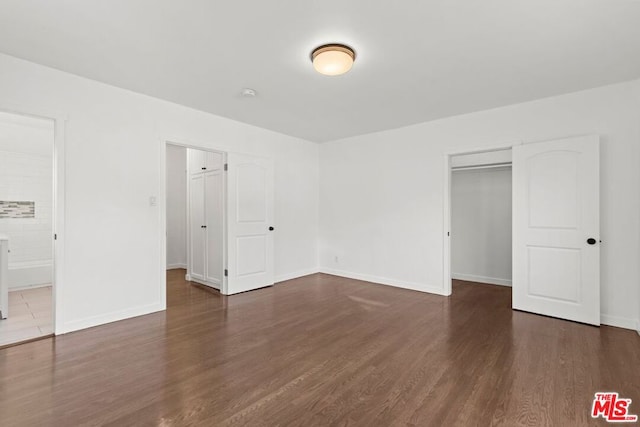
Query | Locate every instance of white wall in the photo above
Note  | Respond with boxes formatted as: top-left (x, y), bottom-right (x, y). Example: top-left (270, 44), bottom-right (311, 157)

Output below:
top-left (636, 82), bottom-right (640, 334)
top-left (320, 79), bottom-right (640, 330)
top-left (451, 167), bottom-right (512, 287)
top-left (0, 113), bottom-right (54, 289)
top-left (0, 53), bottom-right (319, 334)
top-left (166, 145), bottom-right (186, 269)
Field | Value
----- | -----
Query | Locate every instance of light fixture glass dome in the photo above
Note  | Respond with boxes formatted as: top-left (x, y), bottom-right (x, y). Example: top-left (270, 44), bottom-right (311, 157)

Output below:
top-left (311, 44), bottom-right (356, 76)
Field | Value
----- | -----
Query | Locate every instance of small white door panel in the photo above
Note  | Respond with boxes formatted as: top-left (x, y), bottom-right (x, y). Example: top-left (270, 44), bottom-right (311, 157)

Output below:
top-left (512, 135), bottom-right (600, 325)
top-left (188, 149), bottom-right (206, 175)
top-left (528, 151), bottom-right (579, 229)
top-left (206, 151), bottom-right (223, 171)
top-left (236, 235), bottom-right (267, 276)
top-left (226, 153), bottom-right (274, 295)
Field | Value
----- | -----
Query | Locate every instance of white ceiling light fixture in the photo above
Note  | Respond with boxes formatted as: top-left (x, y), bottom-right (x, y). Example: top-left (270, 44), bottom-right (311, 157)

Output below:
top-left (311, 44), bottom-right (356, 76)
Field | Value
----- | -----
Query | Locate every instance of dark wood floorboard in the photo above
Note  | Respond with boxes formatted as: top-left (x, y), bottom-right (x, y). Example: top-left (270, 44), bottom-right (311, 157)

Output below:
top-left (0, 271), bottom-right (638, 426)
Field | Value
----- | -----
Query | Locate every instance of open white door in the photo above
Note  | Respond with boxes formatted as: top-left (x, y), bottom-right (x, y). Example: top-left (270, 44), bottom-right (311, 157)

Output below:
top-left (225, 153), bottom-right (274, 295)
top-left (513, 135), bottom-right (600, 325)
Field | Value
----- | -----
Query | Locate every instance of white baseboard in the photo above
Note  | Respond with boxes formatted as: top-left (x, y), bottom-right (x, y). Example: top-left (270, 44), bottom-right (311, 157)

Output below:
top-left (57, 301), bottom-right (164, 335)
top-left (600, 314), bottom-right (639, 331)
top-left (319, 267), bottom-right (448, 296)
top-left (8, 262), bottom-right (53, 290)
top-left (452, 273), bottom-right (512, 287)
top-left (275, 268), bottom-right (320, 284)
top-left (166, 263), bottom-right (187, 270)
top-left (9, 283), bottom-right (52, 292)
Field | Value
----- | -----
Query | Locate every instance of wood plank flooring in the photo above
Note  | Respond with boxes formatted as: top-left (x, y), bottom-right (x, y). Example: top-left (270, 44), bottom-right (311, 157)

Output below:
top-left (0, 271), bottom-right (638, 426)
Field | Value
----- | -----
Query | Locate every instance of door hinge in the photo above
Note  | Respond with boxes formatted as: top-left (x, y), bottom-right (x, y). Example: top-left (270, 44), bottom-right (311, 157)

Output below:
top-left (224, 163), bottom-right (228, 171)
top-left (224, 269), bottom-right (228, 277)
top-left (447, 232), bottom-right (450, 236)
top-left (54, 234), bottom-right (57, 240)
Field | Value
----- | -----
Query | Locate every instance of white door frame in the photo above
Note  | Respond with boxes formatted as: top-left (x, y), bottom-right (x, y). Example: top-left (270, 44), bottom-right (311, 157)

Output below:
top-left (159, 138), bottom-right (228, 306)
top-left (442, 142), bottom-right (519, 296)
top-left (0, 104), bottom-right (67, 336)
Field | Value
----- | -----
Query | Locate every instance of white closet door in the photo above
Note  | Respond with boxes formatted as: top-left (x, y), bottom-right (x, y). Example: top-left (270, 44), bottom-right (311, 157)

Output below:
top-left (189, 149), bottom-right (206, 174)
top-left (512, 135), bottom-right (600, 325)
top-left (225, 153), bottom-right (274, 295)
top-left (189, 174), bottom-right (205, 281)
top-left (206, 151), bottom-right (223, 171)
top-left (204, 170), bottom-right (223, 288)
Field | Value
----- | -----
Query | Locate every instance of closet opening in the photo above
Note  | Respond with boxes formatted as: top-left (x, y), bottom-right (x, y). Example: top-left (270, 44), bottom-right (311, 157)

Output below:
top-left (165, 143), bottom-right (226, 300)
top-left (445, 148), bottom-right (513, 297)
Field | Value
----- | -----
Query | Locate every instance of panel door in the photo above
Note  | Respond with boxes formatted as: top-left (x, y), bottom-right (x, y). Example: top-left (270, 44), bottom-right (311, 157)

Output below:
top-left (188, 148), bottom-right (206, 175)
top-left (206, 151), bottom-right (223, 171)
top-left (512, 135), bottom-right (600, 325)
top-left (189, 174), bottom-right (205, 281)
top-left (204, 170), bottom-right (224, 288)
top-left (225, 153), bottom-right (274, 295)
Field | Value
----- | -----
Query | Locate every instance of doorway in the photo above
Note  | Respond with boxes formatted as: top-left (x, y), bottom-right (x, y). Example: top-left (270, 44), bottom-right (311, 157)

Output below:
top-left (451, 150), bottom-right (512, 286)
top-left (162, 141), bottom-right (276, 300)
top-left (0, 111), bottom-right (56, 347)
top-left (450, 150), bottom-right (512, 291)
top-left (165, 144), bottom-right (226, 296)
top-left (444, 136), bottom-right (601, 326)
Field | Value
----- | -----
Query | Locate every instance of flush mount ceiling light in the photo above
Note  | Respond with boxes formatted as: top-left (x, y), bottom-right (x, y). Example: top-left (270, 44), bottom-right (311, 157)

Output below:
top-left (311, 44), bottom-right (356, 76)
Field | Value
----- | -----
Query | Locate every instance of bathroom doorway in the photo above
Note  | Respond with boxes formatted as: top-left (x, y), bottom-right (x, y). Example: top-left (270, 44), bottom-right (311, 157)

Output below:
top-left (0, 111), bottom-right (56, 347)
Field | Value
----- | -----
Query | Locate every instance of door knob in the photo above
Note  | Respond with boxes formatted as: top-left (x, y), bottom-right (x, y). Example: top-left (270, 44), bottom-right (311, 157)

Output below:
top-left (587, 238), bottom-right (597, 245)
top-left (269, 226), bottom-right (274, 231)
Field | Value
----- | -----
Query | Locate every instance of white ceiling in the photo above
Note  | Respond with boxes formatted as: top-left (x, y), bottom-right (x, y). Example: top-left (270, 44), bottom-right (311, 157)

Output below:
top-left (0, 0), bottom-right (639, 143)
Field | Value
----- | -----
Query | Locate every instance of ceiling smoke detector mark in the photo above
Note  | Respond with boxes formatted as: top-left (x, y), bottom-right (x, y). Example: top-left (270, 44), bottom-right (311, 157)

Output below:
top-left (241, 88), bottom-right (257, 98)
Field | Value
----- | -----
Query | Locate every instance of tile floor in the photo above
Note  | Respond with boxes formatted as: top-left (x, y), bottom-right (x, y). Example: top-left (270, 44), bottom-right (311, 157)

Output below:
top-left (0, 286), bottom-right (52, 347)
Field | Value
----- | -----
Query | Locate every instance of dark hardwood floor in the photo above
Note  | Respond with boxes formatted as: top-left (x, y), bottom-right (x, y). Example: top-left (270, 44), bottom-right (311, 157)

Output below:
top-left (1, 271), bottom-right (638, 426)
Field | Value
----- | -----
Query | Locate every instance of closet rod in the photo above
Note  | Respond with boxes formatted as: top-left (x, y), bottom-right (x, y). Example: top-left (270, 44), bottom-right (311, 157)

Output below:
top-left (451, 162), bottom-right (512, 172)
